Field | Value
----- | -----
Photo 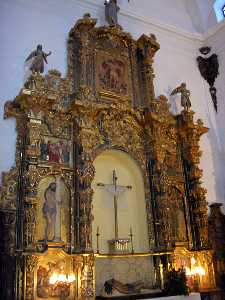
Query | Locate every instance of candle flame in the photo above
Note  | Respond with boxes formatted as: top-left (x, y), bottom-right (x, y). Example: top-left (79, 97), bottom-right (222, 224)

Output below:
top-left (67, 274), bottom-right (76, 283)
top-left (185, 266), bottom-right (206, 276)
top-left (191, 257), bottom-right (196, 265)
top-left (49, 273), bottom-right (58, 285)
top-left (49, 272), bottom-right (76, 284)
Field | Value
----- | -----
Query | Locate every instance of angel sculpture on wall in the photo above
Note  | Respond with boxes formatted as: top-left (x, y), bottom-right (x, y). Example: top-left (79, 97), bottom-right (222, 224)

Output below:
top-left (25, 44), bottom-right (52, 74)
top-left (171, 82), bottom-right (191, 111)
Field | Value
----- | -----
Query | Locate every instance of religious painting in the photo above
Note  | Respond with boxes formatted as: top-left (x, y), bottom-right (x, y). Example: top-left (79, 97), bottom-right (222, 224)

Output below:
top-left (39, 136), bottom-right (72, 167)
top-left (172, 206), bottom-right (187, 242)
top-left (171, 201), bottom-right (187, 243)
top-left (37, 260), bottom-right (74, 299)
top-left (96, 52), bottom-right (130, 97)
top-left (36, 251), bottom-right (75, 300)
top-left (36, 176), bottom-right (70, 244)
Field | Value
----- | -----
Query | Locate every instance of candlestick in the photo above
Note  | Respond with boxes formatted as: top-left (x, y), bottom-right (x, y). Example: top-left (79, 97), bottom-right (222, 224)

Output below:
top-left (129, 226), bottom-right (134, 254)
top-left (130, 226), bottom-right (132, 235)
top-left (96, 226), bottom-right (100, 253)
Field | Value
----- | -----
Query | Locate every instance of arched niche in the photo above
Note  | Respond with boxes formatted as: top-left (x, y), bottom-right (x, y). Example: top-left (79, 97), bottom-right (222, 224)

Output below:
top-left (36, 175), bottom-right (70, 244)
top-left (92, 149), bottom-right (149, 253)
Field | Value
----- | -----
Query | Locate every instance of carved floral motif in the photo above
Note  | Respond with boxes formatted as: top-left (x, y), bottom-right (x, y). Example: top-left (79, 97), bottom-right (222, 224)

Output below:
top-left (0, 12), bottom-right (212, 300)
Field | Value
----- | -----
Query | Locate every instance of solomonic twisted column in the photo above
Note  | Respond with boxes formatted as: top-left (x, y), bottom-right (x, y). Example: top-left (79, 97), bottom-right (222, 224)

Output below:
top-left (177, 110), bottom-right (209, 249)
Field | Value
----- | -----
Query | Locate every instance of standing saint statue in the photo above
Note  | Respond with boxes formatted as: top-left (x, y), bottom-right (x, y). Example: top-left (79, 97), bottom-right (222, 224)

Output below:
top-left (104, 0), bottom-right (120, 26)
top-left (25, 44), bottom-right (52, 74)
top-left (171, 82), bottom-right (191, 111)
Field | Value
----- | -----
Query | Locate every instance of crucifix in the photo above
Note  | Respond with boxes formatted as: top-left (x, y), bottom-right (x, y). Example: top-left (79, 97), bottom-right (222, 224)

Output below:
top-left (97, 170), bottom-right (132, 240)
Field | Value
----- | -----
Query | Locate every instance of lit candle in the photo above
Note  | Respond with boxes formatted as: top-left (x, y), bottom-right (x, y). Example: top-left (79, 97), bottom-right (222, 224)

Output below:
top-left (67, 273), bottom-right (76, 283)
top-left (130, 226), bottom-right (132, 235)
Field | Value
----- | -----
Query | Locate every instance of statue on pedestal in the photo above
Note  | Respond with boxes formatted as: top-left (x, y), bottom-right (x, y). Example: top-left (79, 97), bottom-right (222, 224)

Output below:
top-left (171, 82), bottom-right (191, 111)
top-left (25, 44), bottom-right (51, 74)
top-left (104, 0), bottom-right (120, 26)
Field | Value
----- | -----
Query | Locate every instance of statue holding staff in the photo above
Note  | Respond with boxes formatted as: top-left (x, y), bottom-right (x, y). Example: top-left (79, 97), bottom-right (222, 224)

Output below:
top-left (105, 0), bottom-right (120, 26)
top-left (104, 0), bottom-right (130, 26)
top-left (25, 44), bottom-right (51, 74)
top-left (171, 82), bottom-right (191, 111)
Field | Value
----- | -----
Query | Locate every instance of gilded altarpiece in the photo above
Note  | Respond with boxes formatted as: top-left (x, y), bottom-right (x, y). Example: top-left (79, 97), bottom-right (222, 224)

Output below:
top-left (0, 13), bottom-right (216, 300)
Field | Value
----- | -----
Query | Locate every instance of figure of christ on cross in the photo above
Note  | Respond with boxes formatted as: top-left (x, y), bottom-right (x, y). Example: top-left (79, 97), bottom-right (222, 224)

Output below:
top-left (97, 170), bottom-right (132, 240)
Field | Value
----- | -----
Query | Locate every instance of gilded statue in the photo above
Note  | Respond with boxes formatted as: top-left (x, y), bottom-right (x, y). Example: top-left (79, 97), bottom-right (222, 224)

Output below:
top-left (171, 82), bottom-right (191, 111)
top-left (25, 44), bottom-right (52, 74)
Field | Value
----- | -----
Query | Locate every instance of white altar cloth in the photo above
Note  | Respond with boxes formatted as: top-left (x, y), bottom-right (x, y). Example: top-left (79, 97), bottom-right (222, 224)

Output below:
top-left (139, 293), bottom-right (201, 300)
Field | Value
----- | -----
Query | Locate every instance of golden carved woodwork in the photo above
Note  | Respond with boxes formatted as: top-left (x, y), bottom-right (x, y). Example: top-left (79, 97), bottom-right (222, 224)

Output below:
top-left (0, 12), bottom-right (215, 300)
top-left (26, 255), bottom-right (39, 300)
top-left (172, 246), bottom-right (216, 291)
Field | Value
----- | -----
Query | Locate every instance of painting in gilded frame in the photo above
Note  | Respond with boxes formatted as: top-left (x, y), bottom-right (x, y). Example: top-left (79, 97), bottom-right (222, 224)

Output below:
top-left (96, 51), bottom-right (131, 98)
top-left (36, 251), bottom-right (75, 300)
top-left (36, 176), bottom-right (70, 244)
top-left (39, 136), bottom-right (72, 167)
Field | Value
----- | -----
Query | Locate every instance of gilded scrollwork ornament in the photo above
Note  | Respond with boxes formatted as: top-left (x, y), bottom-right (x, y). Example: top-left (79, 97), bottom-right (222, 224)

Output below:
top-left (0, 7), bottom-right (214, 299)
top-left (25, 255), bottom-right (39, 300)
top-left (177, 109), bottom-right (209, 249)
top-left (24, 203), bottom-right (37, 249)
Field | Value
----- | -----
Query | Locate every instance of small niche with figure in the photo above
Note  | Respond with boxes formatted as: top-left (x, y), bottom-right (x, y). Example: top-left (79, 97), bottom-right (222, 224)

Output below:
top-left (36, 176), bottom-right (70, 245)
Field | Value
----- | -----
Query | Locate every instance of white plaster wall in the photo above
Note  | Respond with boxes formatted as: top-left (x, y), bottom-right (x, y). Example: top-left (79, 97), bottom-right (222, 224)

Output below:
top-left (140, 294), bottom-right (201, 300)
top-left (194, 0), bottom-right (217, 31)
top-left (0, 0), bottom-right (224, 211)
top-left (203, 21), bottom-right (225, 209)
top-left (82, 0), bottom-right (202, 34)
top-left (186, 0), bottom-right (205, 33)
